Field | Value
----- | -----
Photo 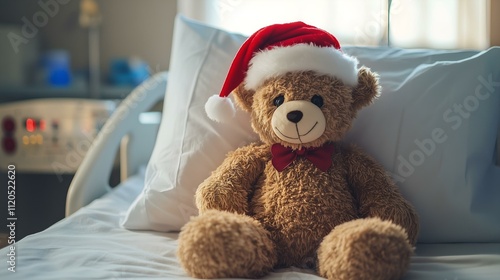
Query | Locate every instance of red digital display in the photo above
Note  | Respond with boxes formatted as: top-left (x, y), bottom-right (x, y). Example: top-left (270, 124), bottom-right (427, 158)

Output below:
top-left (39, 119), bottom-right (46, 131)
top-left (26, 118), bottom-right (36, 132)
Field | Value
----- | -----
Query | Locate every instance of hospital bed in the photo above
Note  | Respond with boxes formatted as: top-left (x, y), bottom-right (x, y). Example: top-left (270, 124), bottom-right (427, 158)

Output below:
top-left (1, 15), bottom-right (499, 279)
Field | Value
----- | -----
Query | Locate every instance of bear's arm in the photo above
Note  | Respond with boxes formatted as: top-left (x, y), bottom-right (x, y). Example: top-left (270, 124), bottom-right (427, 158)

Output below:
top-left (340, 144), bottom-right (419, 244)
top-left (195, 143), bottom-right (270, 215)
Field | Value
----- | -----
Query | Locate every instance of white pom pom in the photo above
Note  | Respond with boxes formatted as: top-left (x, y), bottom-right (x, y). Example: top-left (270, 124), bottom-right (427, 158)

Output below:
top-left (205, 95), bottom-right (236, 123)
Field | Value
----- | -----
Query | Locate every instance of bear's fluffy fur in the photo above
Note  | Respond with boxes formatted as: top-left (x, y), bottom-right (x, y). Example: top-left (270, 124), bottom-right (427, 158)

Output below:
top-left (177, 69), bottom-right (419, 280)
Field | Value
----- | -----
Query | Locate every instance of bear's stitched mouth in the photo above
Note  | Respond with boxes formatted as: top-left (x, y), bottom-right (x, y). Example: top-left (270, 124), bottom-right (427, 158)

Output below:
top-left (275, 122), bottom-right (318, 143)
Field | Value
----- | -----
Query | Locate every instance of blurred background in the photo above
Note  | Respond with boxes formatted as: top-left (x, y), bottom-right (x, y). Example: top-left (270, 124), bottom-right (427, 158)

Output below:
top-left (0, 0), bottom-right (498, 243)
top-left (0, 0), bottom-right (176, 243)
top-left (182, 0), bottom-right (499, 49)
top-left (0, 0), bottom-right (176, 101)
top-left (0, 0), bottom-right (498, 101)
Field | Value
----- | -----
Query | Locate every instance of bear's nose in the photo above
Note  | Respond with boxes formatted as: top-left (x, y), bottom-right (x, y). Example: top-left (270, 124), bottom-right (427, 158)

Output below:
top-left (287, 110), bottom-right (303, 123)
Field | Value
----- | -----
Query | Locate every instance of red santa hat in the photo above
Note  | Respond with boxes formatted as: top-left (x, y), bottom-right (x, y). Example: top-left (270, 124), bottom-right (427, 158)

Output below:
top-left (206, 21), bottom-right (359, 122)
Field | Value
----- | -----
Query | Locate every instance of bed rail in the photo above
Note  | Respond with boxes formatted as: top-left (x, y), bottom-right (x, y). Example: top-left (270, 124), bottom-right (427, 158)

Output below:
top-left (65, 72), bottom-right (167, 216)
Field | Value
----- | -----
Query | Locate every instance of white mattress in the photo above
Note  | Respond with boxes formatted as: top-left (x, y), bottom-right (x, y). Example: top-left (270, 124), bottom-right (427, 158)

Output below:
top-left (1, 171), bottom-right (499, 279)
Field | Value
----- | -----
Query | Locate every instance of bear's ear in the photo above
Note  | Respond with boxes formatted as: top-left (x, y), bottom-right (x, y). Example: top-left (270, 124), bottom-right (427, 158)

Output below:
top-left (351, 66), bottom-right (380, 112)
top-left (233, 83), bottom-right (255, 112)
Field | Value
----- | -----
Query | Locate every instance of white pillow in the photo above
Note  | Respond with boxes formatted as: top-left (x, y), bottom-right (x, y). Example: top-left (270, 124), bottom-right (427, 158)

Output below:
top-left (123, 15), bottom-right (500, 243)
top-left (121, 15), bottom-right (256, 231)
top-left (343, 47), bottom-right (500, 242)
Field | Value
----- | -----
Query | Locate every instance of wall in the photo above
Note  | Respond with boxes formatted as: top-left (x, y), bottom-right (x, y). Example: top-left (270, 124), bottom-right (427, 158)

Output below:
top-left (0, 0), bottom-right (177, 81)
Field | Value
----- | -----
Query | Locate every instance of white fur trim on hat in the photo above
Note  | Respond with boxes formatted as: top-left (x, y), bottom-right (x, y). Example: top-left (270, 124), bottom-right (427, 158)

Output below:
top-left (245, 43), bottom-right (359, 90)
top-left (205, 95), bottom-right (236, 123)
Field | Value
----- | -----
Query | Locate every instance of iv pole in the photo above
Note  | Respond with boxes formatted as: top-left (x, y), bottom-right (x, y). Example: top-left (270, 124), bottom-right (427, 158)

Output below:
top-left (79, 0), bottom-right (102, 99)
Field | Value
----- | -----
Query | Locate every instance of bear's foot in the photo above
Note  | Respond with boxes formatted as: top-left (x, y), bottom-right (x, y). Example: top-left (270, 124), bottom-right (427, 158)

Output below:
top-left (317, 217), bottom-right (413, 280)
top-left (177, 210), bottom-right (277, 278)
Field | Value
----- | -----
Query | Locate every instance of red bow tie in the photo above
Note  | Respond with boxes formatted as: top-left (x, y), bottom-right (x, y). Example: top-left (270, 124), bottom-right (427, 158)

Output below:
top-left (271, 143), bottom-right (335, 172)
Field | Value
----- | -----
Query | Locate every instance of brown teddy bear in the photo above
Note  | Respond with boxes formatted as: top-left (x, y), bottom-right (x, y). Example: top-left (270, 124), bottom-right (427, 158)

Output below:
top-left (177, 22), bottom-right (419, 280)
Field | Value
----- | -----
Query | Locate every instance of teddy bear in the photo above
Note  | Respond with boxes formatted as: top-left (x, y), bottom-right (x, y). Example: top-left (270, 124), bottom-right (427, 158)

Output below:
top-left (177, 21), bottom-right (419, 280)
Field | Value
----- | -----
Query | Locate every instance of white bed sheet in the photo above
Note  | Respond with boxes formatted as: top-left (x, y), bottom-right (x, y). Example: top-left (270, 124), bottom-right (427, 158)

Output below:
top-left (1, 170), bottom-right (499, 280)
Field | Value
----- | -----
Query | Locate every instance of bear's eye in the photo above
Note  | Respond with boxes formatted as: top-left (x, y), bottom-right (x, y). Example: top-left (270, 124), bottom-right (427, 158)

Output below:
top-left (273, 95), bottom-right (285, 107)
top-left (311, 95), bottom-right (324, 108)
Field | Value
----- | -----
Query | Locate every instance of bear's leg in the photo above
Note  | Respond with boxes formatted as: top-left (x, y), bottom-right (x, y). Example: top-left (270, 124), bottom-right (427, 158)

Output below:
top-left (317, 217), bottom-right (413, 280)
top-left (177, 209), bottom-right (277, 278)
